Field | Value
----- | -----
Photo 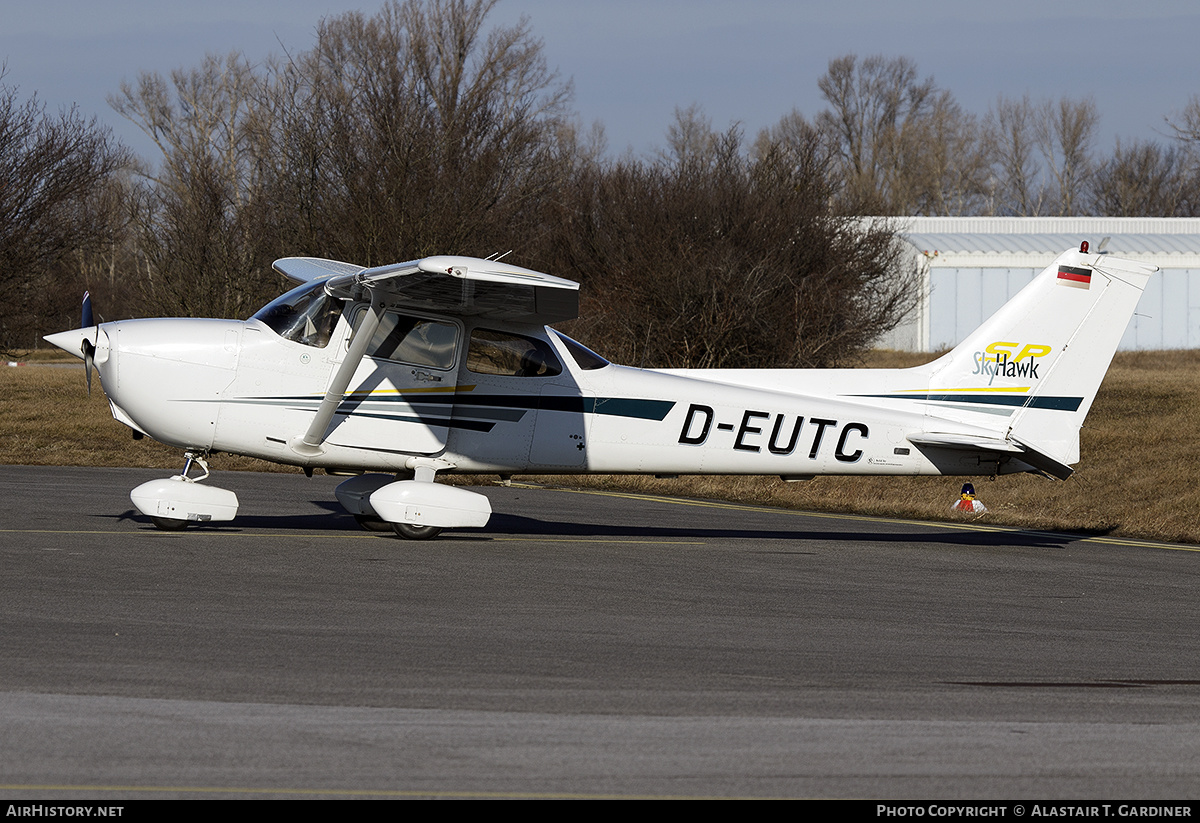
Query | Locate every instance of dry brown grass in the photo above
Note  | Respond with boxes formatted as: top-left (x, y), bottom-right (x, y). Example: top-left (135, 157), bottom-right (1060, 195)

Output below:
top-left (0, 361), bottom-right (291, 473)
top-left (4, 350), bottom-right (1198, 543)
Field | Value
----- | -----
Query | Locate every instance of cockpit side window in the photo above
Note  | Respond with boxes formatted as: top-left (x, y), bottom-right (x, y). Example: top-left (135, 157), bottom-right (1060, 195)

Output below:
top-left (366, 312), bottom-right (458, 370)
top-left (467, 328), bottom-right (563, 377)
top-left (252, 280), bottom-right (343, 348)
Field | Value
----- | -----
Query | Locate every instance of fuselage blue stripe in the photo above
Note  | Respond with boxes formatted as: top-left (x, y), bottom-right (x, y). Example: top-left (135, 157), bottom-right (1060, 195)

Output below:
top-left (854, 393), bottom-right (1083, 412)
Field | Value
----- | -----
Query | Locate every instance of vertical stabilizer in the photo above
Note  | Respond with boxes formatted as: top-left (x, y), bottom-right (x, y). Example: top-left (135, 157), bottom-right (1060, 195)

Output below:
top-left (921, 248), bottom-right (1155, 468)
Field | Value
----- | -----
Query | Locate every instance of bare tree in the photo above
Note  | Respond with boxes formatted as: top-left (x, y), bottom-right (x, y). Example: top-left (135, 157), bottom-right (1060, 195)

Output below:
top-left (983, 95), bottom-right (1043, 215)
top-left (663, 103), bottom-right (717, 166)
top-left (814, 54), bottom-right (985, 215)
top-left (983, 94), bottom-right (1100, 216)
top-left (538, 126), bottom-right (914, 369)
top-left (1166, 95), bottom-right (1200, 143)
top-left (279, 0), bottom-right (573, 264)
top-left (110, 51), bottom-right (284, 317)
top-left (1164, 96), bottom-right (1200, 214)
top-left (1088, 139), bottom-right (1193, 216)
top-left (754, 108), bottom-right (819, 159)
top-left (816, 54), bottom-right (922, 211)
top-left (0, 78), bottom-right (132, 353)
top-left (1036, 96), bottom-right (1099, 215)
top-left (901, 91), bottom-right (988, 215)
top-left (109, 0), bottom-right (573, 317)
top-left (111, 53), bottom-right (275, 211)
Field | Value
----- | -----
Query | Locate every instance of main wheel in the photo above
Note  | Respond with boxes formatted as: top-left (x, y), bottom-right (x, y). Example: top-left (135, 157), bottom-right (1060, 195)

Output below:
top-left (354, 514), bottom-right (393, 532)
top-left (392, 523), bottom-right (443, 540)
top-left (150, 516), bottom-right (189, 531)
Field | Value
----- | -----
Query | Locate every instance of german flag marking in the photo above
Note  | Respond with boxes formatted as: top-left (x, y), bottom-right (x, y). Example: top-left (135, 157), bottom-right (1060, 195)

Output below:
top-left (1057, 265), bottom-right (1092, 289)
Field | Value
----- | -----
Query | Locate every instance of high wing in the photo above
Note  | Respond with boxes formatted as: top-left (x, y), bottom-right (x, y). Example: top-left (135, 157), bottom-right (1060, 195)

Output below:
top-left (272, 255), bottom-right (580, 457)
top-left (273, 255), bottom-right (579, 325)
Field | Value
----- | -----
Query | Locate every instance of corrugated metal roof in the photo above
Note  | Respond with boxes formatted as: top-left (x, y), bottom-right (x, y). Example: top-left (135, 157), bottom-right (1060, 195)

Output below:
top-left (904, 232), bottom-right (1200, 256)
top-left (878, 217), bottom-right (1200, 352)
top-left (897, 216), bottom-right (1200, 257)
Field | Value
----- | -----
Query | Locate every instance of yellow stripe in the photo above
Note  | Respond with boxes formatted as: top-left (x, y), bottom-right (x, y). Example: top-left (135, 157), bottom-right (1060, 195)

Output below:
top-left (889, 387), bottom-right (1031, 394)
top-left (338, 384), bottom-right (476, 397)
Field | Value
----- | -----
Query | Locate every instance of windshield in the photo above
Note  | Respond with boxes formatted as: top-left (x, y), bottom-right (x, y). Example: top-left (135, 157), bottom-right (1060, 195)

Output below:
top-left (252, 280), bottom-right (343, 348)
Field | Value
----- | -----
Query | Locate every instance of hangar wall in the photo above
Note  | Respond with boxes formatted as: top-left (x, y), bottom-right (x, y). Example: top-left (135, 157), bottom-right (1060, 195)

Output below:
top-left (880, 217), bottom-right (1200, 352)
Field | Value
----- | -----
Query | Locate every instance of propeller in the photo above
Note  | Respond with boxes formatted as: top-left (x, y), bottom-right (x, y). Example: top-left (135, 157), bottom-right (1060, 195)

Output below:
top-left (81, 291), bottom-right (97, 395)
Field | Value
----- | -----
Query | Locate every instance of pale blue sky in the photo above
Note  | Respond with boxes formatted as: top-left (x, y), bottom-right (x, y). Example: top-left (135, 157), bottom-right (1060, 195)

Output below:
top-left (2, 0), bottom-right (1198, 161)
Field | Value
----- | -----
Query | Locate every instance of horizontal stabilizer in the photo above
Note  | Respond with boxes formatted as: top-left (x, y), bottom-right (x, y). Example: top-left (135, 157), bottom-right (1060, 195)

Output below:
top-left (908, 432), bottom-right (1024, 454)
top-left (908, 432), bottom-right (1074, 480)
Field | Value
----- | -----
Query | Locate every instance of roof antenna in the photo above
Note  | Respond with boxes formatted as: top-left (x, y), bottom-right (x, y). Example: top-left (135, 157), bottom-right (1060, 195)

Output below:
top-left (486, 250), bottom-right (514, 262)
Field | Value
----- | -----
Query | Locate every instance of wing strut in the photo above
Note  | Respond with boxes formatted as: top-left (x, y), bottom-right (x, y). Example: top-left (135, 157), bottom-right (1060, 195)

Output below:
top-left (291, 296), bottom-right (384, 457)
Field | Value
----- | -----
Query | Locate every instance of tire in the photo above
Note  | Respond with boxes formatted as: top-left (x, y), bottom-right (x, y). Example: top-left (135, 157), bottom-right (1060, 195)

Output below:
top-left (354, 514), bottom-right (393, 532)
top-left (150, 517), bottom-right (189, 531)
top-left (392, 522), bottom-right (443, 540)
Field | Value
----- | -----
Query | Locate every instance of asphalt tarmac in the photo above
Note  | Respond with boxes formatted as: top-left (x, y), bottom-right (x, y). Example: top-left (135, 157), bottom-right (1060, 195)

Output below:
top-left (2, 465), bottom-right (1199, 799)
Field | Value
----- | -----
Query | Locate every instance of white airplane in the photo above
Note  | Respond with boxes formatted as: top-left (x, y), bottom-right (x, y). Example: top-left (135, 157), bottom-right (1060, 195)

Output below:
top-left (45, 242), bottom-right (1154, 538)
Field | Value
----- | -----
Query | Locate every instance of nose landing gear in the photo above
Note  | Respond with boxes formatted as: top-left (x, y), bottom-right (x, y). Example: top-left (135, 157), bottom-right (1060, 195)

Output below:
top-left (130, 452), bottom-right (240, 531)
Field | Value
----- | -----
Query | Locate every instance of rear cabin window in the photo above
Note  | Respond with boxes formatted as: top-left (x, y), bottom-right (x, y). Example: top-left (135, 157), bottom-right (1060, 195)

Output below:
top-left (467, 329), bottom-right (563, 377)
top-left (553, 331), bottom-right (610, 370)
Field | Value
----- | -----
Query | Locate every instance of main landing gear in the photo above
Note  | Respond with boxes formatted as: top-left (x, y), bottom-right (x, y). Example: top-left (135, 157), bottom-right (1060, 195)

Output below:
top-left (350, 510), bottom-right (444, 539)
top-left (334, 458), bottom-right (491, 539)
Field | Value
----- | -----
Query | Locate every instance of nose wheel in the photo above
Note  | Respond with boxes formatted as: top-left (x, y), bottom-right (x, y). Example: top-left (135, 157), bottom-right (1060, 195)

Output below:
top-left (392, 523), bottom-right (443, 540)
top-left (150, 516), bottom-right (190, 531)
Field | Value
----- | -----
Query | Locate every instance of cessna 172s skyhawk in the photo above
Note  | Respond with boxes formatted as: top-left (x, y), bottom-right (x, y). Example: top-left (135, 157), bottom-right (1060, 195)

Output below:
top-left (45, 243), bottom-right (1154, 538)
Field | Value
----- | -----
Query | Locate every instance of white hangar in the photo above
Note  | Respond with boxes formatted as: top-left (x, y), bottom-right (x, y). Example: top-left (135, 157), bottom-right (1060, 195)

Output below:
top-left (883, 216), bottom-right (1200, 352)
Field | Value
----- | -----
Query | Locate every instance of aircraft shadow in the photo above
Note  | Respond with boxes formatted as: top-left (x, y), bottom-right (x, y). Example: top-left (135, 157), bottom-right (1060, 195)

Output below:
top-left (111, 505), bottom-right (359, 533)
top-left (480, 512), bottom-right (1097, 548)
top-left (111, 504), bottom-right (1102, 549)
